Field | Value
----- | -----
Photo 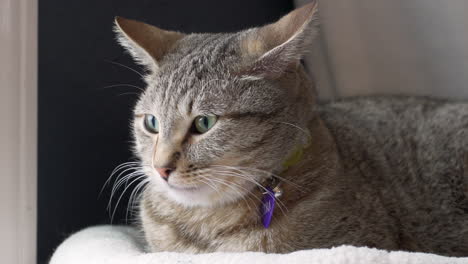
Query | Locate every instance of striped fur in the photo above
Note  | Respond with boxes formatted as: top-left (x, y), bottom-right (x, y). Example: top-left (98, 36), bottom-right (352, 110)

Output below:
top-left (114, 2), bottom-right (468, 256)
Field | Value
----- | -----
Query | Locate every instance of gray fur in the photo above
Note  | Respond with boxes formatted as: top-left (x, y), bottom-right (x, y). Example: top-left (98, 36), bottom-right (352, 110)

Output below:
top-left (318, 96), bottom-right (468, 254)
top-left (114, 2), bottom-right (468, 257)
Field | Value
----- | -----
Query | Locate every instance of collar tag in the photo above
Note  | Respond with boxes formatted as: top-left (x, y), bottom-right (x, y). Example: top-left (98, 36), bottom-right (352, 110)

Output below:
top-left (261, 187), bottom-right (276, 228)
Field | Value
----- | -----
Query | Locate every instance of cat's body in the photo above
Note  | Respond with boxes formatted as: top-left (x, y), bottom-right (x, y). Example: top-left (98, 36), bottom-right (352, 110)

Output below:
top-left (113, 1), bottom-right (468, 257)
top-left (140, 97), bottom-right (468, 255)
top-left (320, 97), bottom-right (468, 255)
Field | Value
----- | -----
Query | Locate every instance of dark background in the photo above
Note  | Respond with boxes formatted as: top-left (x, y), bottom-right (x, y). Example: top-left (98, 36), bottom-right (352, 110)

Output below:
top-left (38, 0), bottom-right (294, 263)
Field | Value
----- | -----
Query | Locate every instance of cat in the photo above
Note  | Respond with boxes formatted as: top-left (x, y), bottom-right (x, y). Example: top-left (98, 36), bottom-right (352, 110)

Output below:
top-left (114, 1), bottom-right (468, 256)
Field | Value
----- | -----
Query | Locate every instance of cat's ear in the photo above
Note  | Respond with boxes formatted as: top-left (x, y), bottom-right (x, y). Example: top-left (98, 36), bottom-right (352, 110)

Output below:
top-left (114, 17), bottom-right (185, 72)
top-left (239, 1), bottom-right (319, 79)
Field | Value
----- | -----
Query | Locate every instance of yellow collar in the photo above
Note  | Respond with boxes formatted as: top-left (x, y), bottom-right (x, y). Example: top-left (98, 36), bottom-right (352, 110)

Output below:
top-left (281, 134), bottom-right (311, 171)
top-left (282, 145), bottom-right (305, 171)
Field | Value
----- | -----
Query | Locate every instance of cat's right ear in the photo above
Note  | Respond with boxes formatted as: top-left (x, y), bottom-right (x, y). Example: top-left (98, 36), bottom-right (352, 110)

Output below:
top-left (114, 17), bottom-right (185, 72)
top-left (238, 1), bottom-right (319, 80)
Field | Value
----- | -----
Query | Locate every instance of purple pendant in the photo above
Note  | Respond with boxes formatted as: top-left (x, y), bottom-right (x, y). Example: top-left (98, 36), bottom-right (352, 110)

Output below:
top-left (260, 187), bottom-right (276, 228)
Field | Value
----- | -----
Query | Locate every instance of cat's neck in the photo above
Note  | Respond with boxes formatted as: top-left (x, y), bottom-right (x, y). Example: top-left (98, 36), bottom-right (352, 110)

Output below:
top-left (272, 116), bottom-right (341, 205)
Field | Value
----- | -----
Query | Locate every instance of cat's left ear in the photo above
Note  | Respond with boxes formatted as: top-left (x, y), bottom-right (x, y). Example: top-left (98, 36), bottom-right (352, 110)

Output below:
top-left (239, 1), bottom-right (319, 79)
top-left (114, 17), bottom-right (185, 72)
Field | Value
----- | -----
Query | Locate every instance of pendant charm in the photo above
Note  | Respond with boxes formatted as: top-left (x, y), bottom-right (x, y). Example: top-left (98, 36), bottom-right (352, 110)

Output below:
top-left (261, 187), bottom-right (276, 228)
top-left (273, 185), bottom-right (283, 198)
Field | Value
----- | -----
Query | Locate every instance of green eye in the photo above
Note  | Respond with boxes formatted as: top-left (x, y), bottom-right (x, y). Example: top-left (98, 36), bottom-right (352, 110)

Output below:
top-left (144, 114), bottom-right (159, 133)
top-left (193, 115), bottom-right (217, 134)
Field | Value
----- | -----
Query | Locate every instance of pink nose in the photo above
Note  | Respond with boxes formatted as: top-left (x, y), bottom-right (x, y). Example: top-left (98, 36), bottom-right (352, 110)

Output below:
top-left (156, 167), bottom-right (173, 181)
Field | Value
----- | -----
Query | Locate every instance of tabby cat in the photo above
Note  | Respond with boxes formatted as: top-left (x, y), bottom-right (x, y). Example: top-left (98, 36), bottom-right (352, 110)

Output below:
top-left (114, 1), bottom-right (468, 256)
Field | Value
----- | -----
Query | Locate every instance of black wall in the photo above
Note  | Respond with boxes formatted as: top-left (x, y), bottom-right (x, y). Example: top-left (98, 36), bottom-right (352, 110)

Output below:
top-left (38, 1), bottom-right (293, 263)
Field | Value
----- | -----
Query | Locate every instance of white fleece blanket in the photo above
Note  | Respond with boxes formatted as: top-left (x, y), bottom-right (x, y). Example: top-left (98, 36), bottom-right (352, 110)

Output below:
top-left (50, 225), bottom-right (468, 264)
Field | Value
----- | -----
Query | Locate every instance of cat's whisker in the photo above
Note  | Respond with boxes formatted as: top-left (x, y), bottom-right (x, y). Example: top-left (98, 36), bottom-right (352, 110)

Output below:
top-left (111, 161), bottom-right (140, 175)
top-left (198, 178), bottom-right (214, 190)
top-left (212, 164), bottom-right (305, 192)
top-left (104, 167), bottom-right (143, 216)
top-left (127, 184), bottom-right (148, 217)
top-left (109, 166), bottom-right (140, 188)
top-left (217, 168), bottom-right (289, 212)
top-left (125, 179), bottom-right (149, 223)
top-left (212, 166), bottom-right (289, 229)
top-left (210, 170), bottom-right (288, 218)
top-left (203, 175), bottom-right (257, 213)
top-left (199, 175), bottom-right (223, 190)
top-left (271, 121), bottom-right (311, 139)
top-left (100, 161), bottom-right (140, 197)
top-left (110, 169), bottom-right (142, 199)
top-left (209, 167), bottom-right (289, 215)
top-left (127, 178), bottom-right (148, 206)
top-left (198, 178), bottom-right (223, 199)
top-left (108, 170), bottom-right (144, 213)
top-left (223, 180), bottom-right (260, 213)
top-left (106, 162), bottom-right (140, 184)
top-left (197, 175), bottom-right (221, 196)
top-left (110, 171), bottom-right (142, 201)
top-left (123, 169), bottom-right (145, 189)
top-left (104, 59), bottom-right (145, 78)
top-left (102, 83), bottom-right (145, 93)
top-left (117, 92), bottom-right (140, 97)
top-left (111, 175), bottom-right (146, 224)
top-left (204, 172), bottom-right (258, 200)
top-left (245, 168), bottom-right (304, 192)
top-left (227, 174), bottom-right (287, 215)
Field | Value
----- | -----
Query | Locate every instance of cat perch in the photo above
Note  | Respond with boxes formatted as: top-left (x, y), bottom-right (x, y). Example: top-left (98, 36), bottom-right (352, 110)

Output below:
top-left (49, 225), bottom-right (468, 264)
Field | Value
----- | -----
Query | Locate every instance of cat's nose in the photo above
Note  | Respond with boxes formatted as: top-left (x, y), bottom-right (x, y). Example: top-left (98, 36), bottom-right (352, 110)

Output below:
top-left (156, 167), bottom-right (173, 181)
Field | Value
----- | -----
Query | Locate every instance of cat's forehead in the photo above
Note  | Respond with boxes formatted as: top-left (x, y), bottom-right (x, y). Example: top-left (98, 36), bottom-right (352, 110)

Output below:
top-left (138, 33), bottom-right (243, 109)
top-left (135, 32), bottom-right (283, 118)
top-left (162, 33), bottom-right (239, 75)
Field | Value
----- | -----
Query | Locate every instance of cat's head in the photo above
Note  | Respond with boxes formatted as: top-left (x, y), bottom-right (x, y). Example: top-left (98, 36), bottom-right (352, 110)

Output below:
top-left (114, 2), bottom-right (319, 207)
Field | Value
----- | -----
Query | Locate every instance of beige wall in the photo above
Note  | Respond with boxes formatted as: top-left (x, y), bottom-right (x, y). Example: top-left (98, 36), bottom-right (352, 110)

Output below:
top-left (0, 0), bottom-right (37, 263)
top-left (297, 0), bottom-right (468, 100)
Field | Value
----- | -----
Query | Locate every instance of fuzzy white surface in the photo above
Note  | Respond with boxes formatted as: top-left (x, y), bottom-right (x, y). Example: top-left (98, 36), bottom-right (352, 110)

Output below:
top-left (49, 225), bottom-right (468, 264)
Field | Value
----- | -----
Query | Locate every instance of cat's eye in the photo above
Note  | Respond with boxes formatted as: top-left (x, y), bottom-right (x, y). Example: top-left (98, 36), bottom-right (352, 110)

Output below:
top-left (192, 115), bottom-right (217, 134)
top-left (144, 114), bottom-right (159, 134)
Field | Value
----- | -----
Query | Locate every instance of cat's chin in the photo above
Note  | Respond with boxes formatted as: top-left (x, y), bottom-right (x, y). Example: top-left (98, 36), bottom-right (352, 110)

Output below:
top-left (165, 184), bottom-right (218, 207)
top-left (163, 183), bottom-right (246, 208)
